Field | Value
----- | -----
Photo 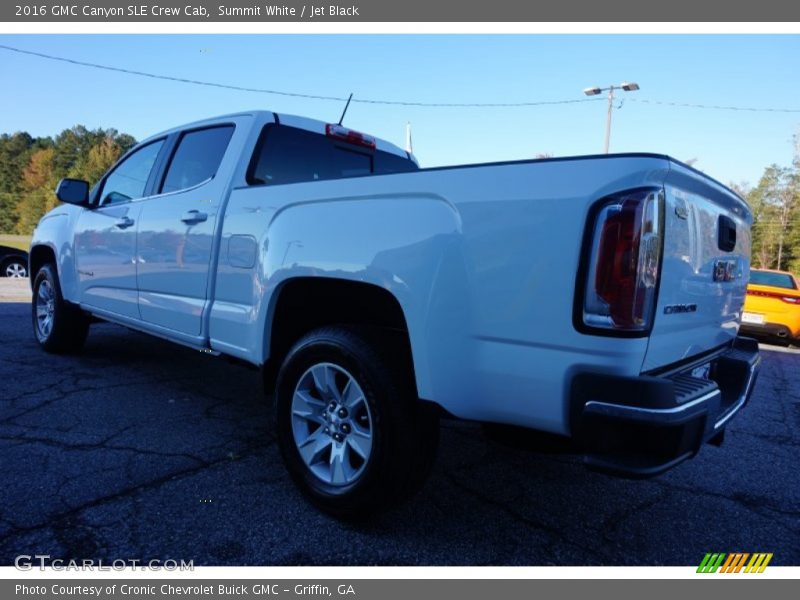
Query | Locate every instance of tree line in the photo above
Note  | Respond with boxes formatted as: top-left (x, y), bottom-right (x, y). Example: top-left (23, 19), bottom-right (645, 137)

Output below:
top-left (731, 140), bottom-right (800, 275)
top-left (0, 124), bottom-right (798, 275)
top-left (0, 126), bottom-right (135, 234)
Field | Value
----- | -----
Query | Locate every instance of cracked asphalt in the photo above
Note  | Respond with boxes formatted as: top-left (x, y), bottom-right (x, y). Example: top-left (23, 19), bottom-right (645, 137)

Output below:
top-left (1, 295), bottom-right (799, 566)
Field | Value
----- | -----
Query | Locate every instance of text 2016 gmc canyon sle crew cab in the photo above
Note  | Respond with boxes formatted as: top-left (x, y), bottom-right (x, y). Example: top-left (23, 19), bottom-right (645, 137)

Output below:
top-left (30, 111), bottom-right (760, 515)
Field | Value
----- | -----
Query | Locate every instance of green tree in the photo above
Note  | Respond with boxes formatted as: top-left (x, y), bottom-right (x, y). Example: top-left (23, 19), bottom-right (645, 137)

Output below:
top-left (51, 125), bottom-right (107, 177)
top-left (15, 147), bottom-right (60, 234)
top-left (0, 132), bottom-right (44, 232)
top-left (69, 135), bottom-right (124, 186)
top-left (789, 135), bottom-right (800, 274)
top-left (743, 179), bottom-right (778, 269)
top-left (746, 165), bottom-right (799, 271)
top-left (788, 222), bottom-right (800, 275)
top-left (2, 125), bottom-right (136, 234)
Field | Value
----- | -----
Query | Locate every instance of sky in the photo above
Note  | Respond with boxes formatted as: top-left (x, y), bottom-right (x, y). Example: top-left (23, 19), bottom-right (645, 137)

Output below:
top-left (0, 34), bottom-right (798, 187)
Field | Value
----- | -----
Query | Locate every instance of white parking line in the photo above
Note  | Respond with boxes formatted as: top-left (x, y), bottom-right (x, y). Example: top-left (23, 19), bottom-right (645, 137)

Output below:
top-left (0, 278), bottom-right (32, 302)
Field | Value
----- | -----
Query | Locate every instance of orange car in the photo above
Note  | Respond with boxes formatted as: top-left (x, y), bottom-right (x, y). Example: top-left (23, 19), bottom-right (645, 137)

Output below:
top-left (740, 269), bottom-right (800, 344)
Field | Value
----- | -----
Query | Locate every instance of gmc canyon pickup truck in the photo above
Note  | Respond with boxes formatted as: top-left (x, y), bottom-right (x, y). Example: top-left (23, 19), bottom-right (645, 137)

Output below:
top-left (30, 110), bottom-right (760, 515)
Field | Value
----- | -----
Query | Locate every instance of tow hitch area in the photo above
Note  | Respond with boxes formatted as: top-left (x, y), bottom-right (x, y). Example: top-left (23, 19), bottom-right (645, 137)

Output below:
top-left (571, 337), bottom-right (760, 478)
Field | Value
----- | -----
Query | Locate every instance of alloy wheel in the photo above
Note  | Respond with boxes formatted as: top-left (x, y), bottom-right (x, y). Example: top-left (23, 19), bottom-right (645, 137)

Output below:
top-left (290, 362), bottom-right (374, 486)
top-left (35, 279), bottom-right (55, 340)
top-left (5, 262), bottom-right (27, 278)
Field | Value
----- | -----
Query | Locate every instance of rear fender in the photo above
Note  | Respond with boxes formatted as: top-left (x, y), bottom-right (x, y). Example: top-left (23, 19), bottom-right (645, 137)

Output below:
top-left (210, 190), bottom-right (464, 401)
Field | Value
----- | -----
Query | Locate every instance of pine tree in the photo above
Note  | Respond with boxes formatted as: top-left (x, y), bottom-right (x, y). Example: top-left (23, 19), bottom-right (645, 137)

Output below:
top-left (747, 165), bottom-right (797, 271)
top-left (2, 126), bottom-right (136, 234)
top-left (0, 132), bottom-right (39, 233)
top-left (15, 147), bottom-right (59, 234)
top-left (69, 136), bottom-right (123, 186)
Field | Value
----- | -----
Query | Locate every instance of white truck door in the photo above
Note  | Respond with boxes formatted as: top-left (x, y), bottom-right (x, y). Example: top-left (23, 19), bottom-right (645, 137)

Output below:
top-left (135, 124), bottom-right (235, 336)
top-left (73, 139), bottom-right (165, 319)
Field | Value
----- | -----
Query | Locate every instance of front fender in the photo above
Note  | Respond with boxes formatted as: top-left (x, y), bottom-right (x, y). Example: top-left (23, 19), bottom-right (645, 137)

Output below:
top-left (30, 205), bottom-right (82, 302)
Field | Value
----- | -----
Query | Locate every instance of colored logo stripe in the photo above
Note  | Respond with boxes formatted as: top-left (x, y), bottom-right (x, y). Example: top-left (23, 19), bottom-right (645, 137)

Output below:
top-left (697, 553), bottom-right (773, 573)
top-left (720, 553), bottom-right (749, 573)
top-left (697, 553), bottom-right (726, 573)
top-left (745, 553), bottom-right (773, 573)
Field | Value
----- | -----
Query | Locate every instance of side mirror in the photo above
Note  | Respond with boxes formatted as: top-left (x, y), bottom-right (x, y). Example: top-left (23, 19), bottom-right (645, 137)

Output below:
top-left (55, 178), bottom-right (90, 206)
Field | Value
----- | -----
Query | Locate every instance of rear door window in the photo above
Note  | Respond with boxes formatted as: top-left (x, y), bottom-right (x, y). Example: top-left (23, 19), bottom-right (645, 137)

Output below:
top-left (161, 125), bottom-right (235, 194)
top-left (248, 124), bottom-right (416, 186)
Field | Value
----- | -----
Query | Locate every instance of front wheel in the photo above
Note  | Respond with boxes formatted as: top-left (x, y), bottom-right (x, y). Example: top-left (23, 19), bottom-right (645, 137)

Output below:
top-left (32, 264), bottom-right (90, 353)
top-left (275, 326), bottom-right (438, 518)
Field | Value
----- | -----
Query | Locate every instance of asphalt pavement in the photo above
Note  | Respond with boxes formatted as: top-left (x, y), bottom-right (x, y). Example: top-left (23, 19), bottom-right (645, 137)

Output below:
top-left (0, 288), bottom-right (798, 566)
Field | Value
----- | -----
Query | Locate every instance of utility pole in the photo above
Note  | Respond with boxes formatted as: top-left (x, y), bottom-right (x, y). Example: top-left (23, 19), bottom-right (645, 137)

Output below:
top-left (604, 87), bottom-right (615, 154)
top-left (583, 82), bottom-right (640, 154)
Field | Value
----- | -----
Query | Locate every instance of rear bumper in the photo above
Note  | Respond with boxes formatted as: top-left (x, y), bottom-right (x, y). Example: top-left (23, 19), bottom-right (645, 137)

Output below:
top-left (739, 322), bottom-right (798, 343)
top-left (571, 337), bottom-right (761, 477)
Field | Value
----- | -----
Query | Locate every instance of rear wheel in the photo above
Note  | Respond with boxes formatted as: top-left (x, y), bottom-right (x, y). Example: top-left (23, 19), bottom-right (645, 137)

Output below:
top-left (32, 264), bottom-right (90, 353)
top-left (275, 326), bottom-right (438, 518)
top-left (3, 257), bottom-right (27, 278)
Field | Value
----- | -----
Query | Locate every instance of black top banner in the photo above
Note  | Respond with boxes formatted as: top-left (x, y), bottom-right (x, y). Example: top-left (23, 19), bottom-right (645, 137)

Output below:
top-left (3, 0), bottom-right (800, 22)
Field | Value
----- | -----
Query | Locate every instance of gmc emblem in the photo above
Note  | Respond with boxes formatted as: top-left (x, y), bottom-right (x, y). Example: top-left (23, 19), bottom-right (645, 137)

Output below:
top-left (713, 258), bottom-right (738, 282)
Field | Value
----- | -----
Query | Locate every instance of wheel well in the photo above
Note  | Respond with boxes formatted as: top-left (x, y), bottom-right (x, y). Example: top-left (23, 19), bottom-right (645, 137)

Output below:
top-left (29, 245), bottom-right (56, 280)
top-left (264, 277), bottom-right (416, 392)
top-left (0, 255), bottom-right (23, 271)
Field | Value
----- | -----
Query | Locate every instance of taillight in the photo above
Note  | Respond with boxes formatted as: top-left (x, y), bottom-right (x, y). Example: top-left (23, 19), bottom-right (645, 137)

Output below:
top-left (747, 290), bottom-right (800, 304)
top-left (325, 124), bottom-right (376, 149)
top-left (582, 189), bottom-right (663, 332)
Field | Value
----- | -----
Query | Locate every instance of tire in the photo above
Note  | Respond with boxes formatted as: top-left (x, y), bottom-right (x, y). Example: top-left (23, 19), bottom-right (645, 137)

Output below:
top-left (3, 257), bottom-right (27, 278)
top-left (275, 326), bottom-right (438, 518)
top-left (32, 263), bottom-right (90, 354)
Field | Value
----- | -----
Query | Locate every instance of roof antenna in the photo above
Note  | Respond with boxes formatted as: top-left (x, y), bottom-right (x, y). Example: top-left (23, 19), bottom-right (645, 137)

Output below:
top-left (338, 93), bottom-right (353, 125)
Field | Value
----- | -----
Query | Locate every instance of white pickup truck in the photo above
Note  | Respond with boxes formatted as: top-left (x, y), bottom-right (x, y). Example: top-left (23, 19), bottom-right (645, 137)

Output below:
top-left (30, 110), bottom-right (760, 516)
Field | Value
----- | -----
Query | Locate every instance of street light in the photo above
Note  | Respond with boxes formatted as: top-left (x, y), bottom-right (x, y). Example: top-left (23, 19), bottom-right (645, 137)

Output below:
top-left (583, 82), bottom-right (640, 154)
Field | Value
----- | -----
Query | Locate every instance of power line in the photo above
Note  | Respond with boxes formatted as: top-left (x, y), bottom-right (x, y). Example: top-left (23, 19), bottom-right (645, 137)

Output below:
top-left (4, 43), bottom-right (799, 113)
top-left (630, 98), bottom-right (800, 114)
top-left (0, 44), bottom-right (600, 108)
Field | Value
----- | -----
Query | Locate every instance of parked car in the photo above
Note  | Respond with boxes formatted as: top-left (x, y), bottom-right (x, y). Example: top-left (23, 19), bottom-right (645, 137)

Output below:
top-left (740, 268), bottom-right (800, 344)
top-left (28, 110), bottom-right (760, 516)
top-left (0, 245), bottom-right (29, 278)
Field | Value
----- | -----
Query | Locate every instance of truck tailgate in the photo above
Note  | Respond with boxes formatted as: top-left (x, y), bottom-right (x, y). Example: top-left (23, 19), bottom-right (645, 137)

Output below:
top-left (642, 162), bottom-right (752, 372)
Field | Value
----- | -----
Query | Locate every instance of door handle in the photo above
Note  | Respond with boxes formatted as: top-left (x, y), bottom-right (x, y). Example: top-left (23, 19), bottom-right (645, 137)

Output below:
top-left (115, 217), bottom-right (135, 229)
top-left (181, 210), bottom-right (208, 224)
